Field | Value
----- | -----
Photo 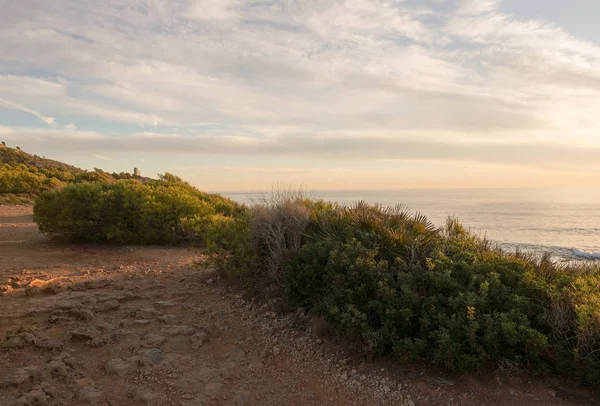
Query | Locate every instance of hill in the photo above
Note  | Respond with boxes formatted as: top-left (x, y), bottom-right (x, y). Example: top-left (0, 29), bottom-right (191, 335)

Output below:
top-left (0, 143), bottom-right (140, 204)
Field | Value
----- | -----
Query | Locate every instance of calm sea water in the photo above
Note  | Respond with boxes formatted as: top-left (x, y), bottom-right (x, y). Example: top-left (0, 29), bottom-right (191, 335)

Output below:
top-left (223, 188), bottom-right (600, 263)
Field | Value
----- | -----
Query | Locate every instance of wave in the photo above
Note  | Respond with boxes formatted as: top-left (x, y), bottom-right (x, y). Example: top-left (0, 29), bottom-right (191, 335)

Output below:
top-left (572, 249), bottom-right (600, 260)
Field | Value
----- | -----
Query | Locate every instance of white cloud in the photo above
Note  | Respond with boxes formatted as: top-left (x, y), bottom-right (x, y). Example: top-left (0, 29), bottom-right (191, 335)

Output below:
top-left (0, 98), bottom-right (56, 126)
top-left (1, 0), bottom-right (600, 184)
top-left (92, 154), bottom-right (112, 161)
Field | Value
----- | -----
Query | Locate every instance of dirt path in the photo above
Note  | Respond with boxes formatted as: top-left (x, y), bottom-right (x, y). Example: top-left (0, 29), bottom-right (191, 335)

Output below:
top-left (0, 206), bottom-right (597, 406)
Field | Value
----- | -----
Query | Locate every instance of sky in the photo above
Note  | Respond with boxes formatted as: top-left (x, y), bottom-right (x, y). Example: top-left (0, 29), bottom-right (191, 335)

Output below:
top-left (1, 0), bottom-right (599, 192)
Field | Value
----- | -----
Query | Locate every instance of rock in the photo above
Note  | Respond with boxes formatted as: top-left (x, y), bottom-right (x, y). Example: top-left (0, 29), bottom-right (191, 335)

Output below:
top-left (154, 300), bottom-right (177, 308)
top-left (43, 284), bottom-right (63, 295)
top-left (228, 347), bottom-right (247, 363)
top-left (161, 325), bottom-right (195, 337)
top-left (407, 400), bottom-right (415, 406)
top-left (134, 387), bottom-right (158, 405)
top-left (157, 315), bottom-right (177, 324)
top-left (137, 308), bottom-right (160, 318)
top-left (140, 334), bottom-right (166, 348)
top-left (45, 360), bottom-right (68, 378)
top-left (2, 336), bottom-right (25, 349)
top-left (70, 328), bottom-right (97, 342)
top-left (86, 279), bottom-right (110, 289)
top-left (233, 390), bottom-right (251, 406)
top-left (272, 346), bottom-right (281, 356)
top-left (383, 385), bottom-right (391, 393)
top-left (1, 368), bottom-right (29, 387)
top-left (71, 308), bottom-right (95, 320)
top-left (137, 348), bottom-right (164, 365)
top-left (106, 358), bottom-right (133, 376)
top-left (97, 300), bottom-right (120, 312)
top-left (206, 279), bottom-right (214, 285)
top-left (16, 389), bottom-right (48, 406)
top-left (190, 331), bottom-right (208, 349)
top-left (78, 387), bottom-right (104, 404)
top-left (203, 382), bottom-right (223, 399)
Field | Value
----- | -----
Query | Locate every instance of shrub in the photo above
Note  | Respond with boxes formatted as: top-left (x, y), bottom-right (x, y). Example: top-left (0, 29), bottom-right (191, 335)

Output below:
top-left (284, 201), bottom-right (600, 379)
top-left (33, 174), bottom-right (241, 245)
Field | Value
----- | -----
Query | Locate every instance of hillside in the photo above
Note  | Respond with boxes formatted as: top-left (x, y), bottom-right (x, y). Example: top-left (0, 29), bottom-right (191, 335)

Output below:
top-left (0, 143), bottom-right (84, 173)
top-left (0, 143), bottom-right (139, 204)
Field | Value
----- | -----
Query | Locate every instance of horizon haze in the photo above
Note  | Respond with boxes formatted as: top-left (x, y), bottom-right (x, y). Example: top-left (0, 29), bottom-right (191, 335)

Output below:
top-left (1, 0), bottom-right (600, 191)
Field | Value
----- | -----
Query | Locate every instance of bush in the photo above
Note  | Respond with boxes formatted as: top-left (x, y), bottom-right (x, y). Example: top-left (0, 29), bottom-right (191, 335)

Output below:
top-left (33, 174), bottom-right (241, 245)
top-left (282, 201), bottom-right (600, 380)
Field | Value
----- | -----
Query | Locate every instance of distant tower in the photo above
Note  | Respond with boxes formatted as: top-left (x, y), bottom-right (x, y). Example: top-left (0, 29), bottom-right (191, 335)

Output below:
top-left (1, 141), bottom-right (5, 146)
top-left (134, 167), bottom-right (140, 177)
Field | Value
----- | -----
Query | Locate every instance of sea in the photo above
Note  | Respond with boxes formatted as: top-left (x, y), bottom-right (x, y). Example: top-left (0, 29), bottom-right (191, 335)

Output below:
top-left (223, 188), bottom-right (600, 263)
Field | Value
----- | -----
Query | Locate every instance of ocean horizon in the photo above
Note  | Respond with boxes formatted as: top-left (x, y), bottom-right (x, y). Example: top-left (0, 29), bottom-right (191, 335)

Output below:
top-left (223, 188), bottom-right (600, 263)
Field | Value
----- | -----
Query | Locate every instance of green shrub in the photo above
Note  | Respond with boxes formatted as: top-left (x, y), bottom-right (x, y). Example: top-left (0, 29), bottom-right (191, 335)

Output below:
top-left (33, 174), bottom-right (241, 245)
top-left (283, 201), bottom-right (600, 379)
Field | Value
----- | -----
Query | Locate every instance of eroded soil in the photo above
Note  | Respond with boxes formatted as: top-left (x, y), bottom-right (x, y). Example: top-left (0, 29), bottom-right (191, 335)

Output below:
top-left (0, 206), bottom-right (597, 406)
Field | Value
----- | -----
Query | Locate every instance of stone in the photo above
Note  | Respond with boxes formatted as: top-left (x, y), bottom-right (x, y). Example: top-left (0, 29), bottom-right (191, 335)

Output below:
top-left (203, 382), bottom-right (223, 399)
top-left (97, 300), bottom-right (120, 312)
top-left (140, 334), bottom-right (166, 348)
top-left (106, 358), bottom-right (133, 376)
top-left (1, 368), bottom-right (29, 387)
top-left (71, 308), bottom-right (95, 320)
top-left (2, 336), bottom-right (25, 349)
top-left (134, 388), bottom-right (158, 405)
top-left (78, 387), bottom-right (104, 404)
top-left (407, 400), bottom-right (415, 406)
top-left (137, 307), bottom-right (160, 318)
top-left (272, 346), bottom-right (281, 356)
top-left (137, 348), bottom-right (164, 365)
top-left (161, 325), bottom-right (195, 337)
top-left (70, 328), bottom-right (97, 342)
top-left (45, 360), bottom-right (68, 378)
top-left (157, 314), bottom-right (177, 324)
top-left (233, 390), bottom-right (251, 406)
top-left (16, 389), bottom-right (48, 406)
top-left (190, 331), bottom-right (208, 349)
top-left (153, 300), bottom-right (177, 308)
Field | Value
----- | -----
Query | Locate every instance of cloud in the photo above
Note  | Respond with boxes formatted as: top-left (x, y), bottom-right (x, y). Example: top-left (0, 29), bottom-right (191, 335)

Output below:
top-left (92, 154), bottom-right (112, 161)
top-left (4, 127), bottom-right (599, 172)
top-left (0, 98), bottom-right (56, 125)
top-left (1, 0), bottom-right (600, 184)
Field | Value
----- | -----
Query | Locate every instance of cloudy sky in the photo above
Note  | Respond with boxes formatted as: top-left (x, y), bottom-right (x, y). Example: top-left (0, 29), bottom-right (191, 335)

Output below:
top-left (1, 0), bottom-right (599, 191)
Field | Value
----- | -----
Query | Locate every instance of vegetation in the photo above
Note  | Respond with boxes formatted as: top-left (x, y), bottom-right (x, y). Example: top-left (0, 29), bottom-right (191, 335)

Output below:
top-left (199, 194), bottom-right (600, 386)
top-left (34, 174), bottom-right (242, 244)
top-left (21, 145), bottom-right (599, 385)
top-left (0, 144), bottom-right (143, 203)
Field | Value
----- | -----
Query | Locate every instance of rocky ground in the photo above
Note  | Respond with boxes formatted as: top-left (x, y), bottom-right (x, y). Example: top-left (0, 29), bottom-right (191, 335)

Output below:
top-left (1, 205), bottom-right (598, 406)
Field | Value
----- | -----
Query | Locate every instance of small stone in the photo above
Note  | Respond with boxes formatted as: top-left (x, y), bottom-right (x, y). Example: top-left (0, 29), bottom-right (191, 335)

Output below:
top-left (161, 325), bottom-right (195, 337)
top-left (341, 371), bottom-right (348, 381)
top-left (273, 346), bottom-right (281, 356)
top-left (97, 300), bottom-right (120, 312)
top-left (154, 300), bottom-right (177, 308)
top-left (137, 307), bottom-right (160, 318)
top-left (79, 387), bottom-right (104, 404)
top-left (315, 339), bottom-right (323, 344)
top-left (106, 358), bottom-right (133, 376)
top-left (70, 328), bottom-right (97, 341)
top-left (140, 334), bottom-right (166, 348)
top-left (2, 336), bottom-right (25, 349)
top-left (206, 279), bottom-right (214, 285)
top-left (1, 368), bottom-right (29, 387)
top-left (157, 315), bottom-right (177, 324)
top-left (137, 348), bottom-right (164, 365)
top-left (383, 385), bottom-right (391, 393)
top-left (134, 387), bottom-right (158, 405)
top-left (407, 400), bottom-right (415, 406)
top-left (203, 382), bottom-right (223, 399)
top-left (45, 360), bottom-right (68, 378)
top-left (71, 308), bottom-right (95, 320)
top-left (190, 332), bottom-right (208, 349)
top-left (17, 389), bottom-right (48, 406)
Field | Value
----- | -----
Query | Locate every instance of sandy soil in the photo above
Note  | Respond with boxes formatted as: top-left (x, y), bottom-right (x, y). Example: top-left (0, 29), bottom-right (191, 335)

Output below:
top-left (0, 206), bottom-right (598, 406)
